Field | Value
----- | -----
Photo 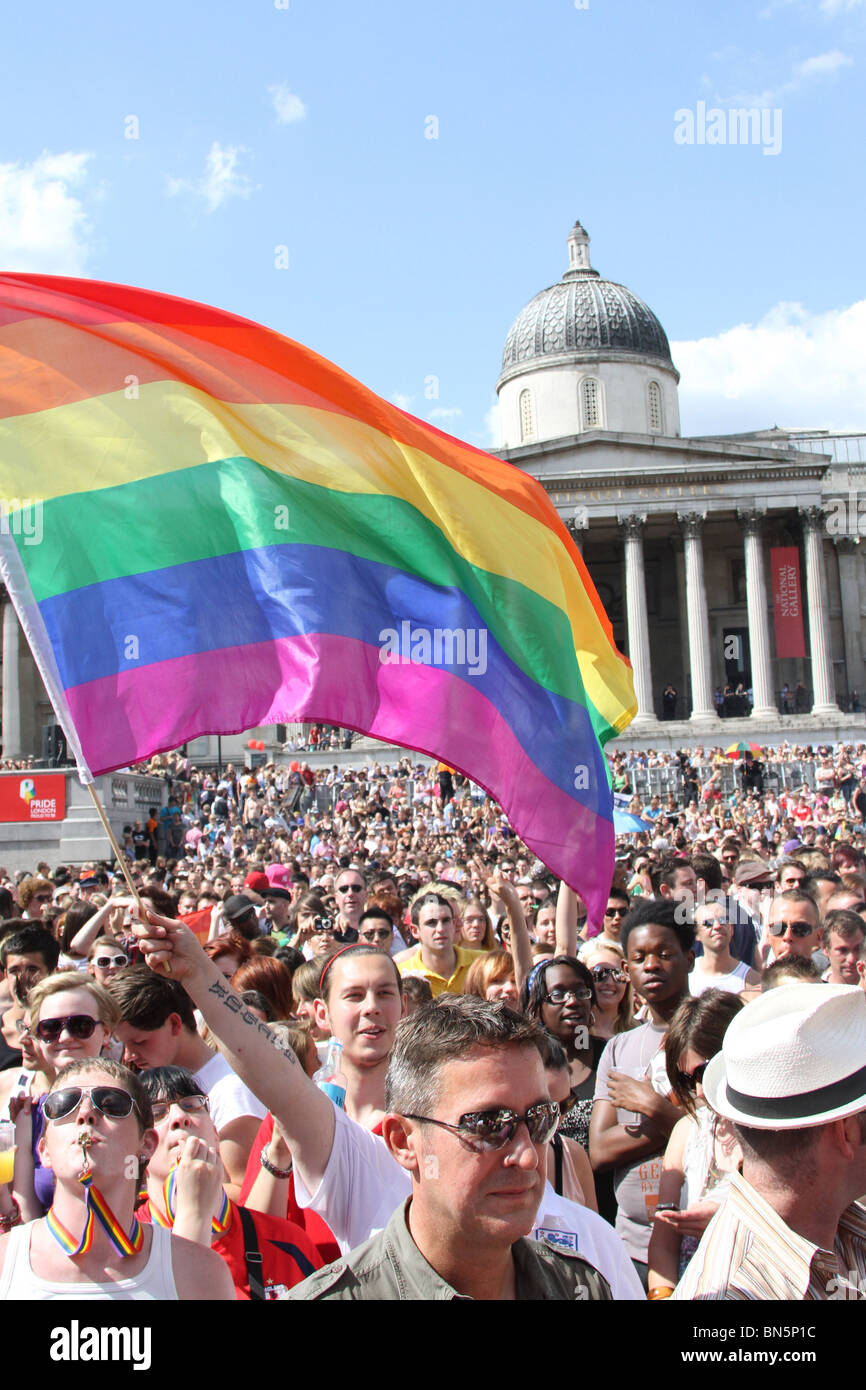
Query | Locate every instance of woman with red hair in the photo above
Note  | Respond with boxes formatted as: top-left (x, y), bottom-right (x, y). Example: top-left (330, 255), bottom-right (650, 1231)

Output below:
top-left (231, 958), bottom-right (295, 1021)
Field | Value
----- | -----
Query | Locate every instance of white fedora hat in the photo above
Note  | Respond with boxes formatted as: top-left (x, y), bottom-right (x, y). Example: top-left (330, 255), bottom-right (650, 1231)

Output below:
top-left (703, 983), bottom-right (866, 1130)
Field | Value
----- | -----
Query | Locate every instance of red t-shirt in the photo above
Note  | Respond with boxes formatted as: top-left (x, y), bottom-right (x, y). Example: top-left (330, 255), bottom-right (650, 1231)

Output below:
top-left (239, 1113), bottom-right (341, 1266)
top-left (138, 1197), bottom-right (323, 1300)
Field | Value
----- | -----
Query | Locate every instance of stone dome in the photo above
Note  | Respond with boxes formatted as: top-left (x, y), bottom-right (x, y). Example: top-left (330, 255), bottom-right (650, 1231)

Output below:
top-left (500, 221), bottom-right (675, 379)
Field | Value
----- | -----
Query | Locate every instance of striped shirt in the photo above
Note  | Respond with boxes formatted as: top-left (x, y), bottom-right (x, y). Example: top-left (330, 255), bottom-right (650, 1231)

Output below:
top-left (673, 1172), bottom-right (866, 1300)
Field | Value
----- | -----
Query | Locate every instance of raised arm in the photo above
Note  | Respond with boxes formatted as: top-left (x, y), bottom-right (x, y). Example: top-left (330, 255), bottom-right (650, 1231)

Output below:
top-left (487, 873), bottom-right (532, 995)
top-left (555, 881), bottom-right (578, 957)
top-left (68, 895), bottom-right (125, 957)
top-left (132, 910), bottom-right (336, 1196)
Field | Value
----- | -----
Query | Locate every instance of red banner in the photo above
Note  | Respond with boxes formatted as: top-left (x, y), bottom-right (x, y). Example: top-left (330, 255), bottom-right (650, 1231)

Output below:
top-left (0, 773), bottom-right (66, 822)
top-left (770, 547), bottom-right (806, 659)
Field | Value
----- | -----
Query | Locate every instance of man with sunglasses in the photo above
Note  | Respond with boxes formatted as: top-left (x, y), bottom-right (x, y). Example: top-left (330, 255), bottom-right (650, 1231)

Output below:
top-left (581, 888), bottom-right (630, 956)
top-left (287, 998), bottom-right (613, 1301)
top-left (0, 1057), bottom-right (234, 1300)
top-left (356, 908), bottom-right (397, 955)
top-left (131, 908), bottom-right (644, 1299)
top-left (333, 868), bottom-right (366, 943)
top-left (766, 889), bottom-right (824, 967)
top-left (689, 904), bottom-right (760, 996)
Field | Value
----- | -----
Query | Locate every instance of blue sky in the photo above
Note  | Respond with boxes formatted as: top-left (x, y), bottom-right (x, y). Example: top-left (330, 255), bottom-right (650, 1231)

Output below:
top-left (1, 0), bottom-right (864, 444)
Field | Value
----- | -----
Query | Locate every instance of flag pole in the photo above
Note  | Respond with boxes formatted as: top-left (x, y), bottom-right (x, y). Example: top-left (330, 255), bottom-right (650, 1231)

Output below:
top-left (85, 783), bottom-right (171, 974)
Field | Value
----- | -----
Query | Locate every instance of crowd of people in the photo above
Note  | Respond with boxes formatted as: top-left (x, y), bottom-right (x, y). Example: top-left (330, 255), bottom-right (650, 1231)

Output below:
top-left (1, 735), bottom-right (866, 1301)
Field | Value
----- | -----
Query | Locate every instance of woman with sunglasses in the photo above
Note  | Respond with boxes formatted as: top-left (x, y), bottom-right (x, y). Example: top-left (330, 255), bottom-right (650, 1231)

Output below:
top-left (520, 956), bottom-right (604, 1153)
top-left (0, 1056), bottom-right (233, 1299)
top-left (647, 990), bottom-right (744, 1300)
top-left (136, 1065), bottom-right (322, 1299)
top-left (580, 941), bottom-right (635, 1041)
top-left (9, 974), bottom-right (121, 1223)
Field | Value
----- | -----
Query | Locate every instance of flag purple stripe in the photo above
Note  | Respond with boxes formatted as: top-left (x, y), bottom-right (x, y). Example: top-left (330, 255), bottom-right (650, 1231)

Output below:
top-left (64, 631), bottom-right (614, 918)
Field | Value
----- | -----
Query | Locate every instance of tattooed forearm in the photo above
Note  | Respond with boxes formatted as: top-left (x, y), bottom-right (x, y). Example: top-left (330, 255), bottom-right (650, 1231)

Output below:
top-left (206, 974), bottom-right (297, 1062)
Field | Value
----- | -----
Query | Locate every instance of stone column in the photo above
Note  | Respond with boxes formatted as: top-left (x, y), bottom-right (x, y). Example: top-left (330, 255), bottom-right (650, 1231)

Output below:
top-left (2, 596), bottom-right (21, 758)
top-left (619, 514), bottom-right (658, 727)
top-left (801, 507), bottom-right (838, 715)
top-left (566, 509), bottom-right (589, 558)
top-left (738, 508), bottom-right (778, 720)
top-left (678, 511), bottom-right (715, 723)
top-left (834, 537), bottom-right (863, 710)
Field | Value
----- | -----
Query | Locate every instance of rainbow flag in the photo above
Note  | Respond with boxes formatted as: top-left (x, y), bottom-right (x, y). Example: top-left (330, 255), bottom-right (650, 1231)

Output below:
top-left (0, 275), bottom-right (635, 914)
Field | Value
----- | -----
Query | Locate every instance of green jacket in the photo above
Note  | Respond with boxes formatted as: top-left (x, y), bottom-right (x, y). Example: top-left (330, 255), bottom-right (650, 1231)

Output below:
top-left (286, 1199), bottom-right (613, 1301)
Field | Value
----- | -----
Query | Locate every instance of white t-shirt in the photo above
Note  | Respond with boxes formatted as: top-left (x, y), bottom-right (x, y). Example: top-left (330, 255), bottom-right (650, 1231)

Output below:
top-left (192, 1051), bottom-right (266, 1132)
top-left (293, 1106), bottom-right (643, 1300)
top-left (689, 959), bottom-right (751, 996)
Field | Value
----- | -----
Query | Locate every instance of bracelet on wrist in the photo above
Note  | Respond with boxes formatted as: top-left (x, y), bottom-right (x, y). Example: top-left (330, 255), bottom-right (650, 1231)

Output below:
top-left (0, 1199), bottom-right (21, 1232)
top-left (259, 1149), bottom-right (293, 1180)
top-left (647, 1286), bottom-right (675, 1301)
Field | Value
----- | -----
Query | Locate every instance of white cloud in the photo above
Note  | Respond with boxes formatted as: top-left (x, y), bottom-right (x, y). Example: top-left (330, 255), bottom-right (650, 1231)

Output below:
top-left (484, 401), bottom-right (501, 448)
top-left (760, 0), bottom-right (864, 16)
top-left (794, 48), bottom-right (853, 76)
top-left (427, 406), bottom-right (463, 421)
top-left (269, 83), bottom-right (306, 124)
top-left (725, 48), bottom-right (853, 104)
top-left (0, 151), bottom-right (93, 274)
top-left (673, 298), bottom-right (866, 435)
top-left (392, 392), bottom-right (414, 410)
top-left (167, 142), bottom-right (255, 212)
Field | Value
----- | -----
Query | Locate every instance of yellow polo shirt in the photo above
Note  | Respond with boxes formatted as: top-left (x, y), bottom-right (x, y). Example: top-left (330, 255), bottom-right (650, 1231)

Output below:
top-left (398, 946), bottom-right (484, 997)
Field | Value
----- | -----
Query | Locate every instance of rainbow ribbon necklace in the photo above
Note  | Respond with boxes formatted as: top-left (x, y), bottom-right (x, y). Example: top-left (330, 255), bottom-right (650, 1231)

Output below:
top-left (151, 1166), bottom-right (231, 1237)
top-left (46, 1170), bottom-right (144, 1259)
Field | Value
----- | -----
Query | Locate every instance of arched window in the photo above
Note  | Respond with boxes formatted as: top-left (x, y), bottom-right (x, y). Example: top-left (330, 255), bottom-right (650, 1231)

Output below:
top-left (581, 377), bottom-right (602, 430)
top-left (648, 381), bottom-right (663, 434)
top-left (519, 388), bottom-right (535, 443)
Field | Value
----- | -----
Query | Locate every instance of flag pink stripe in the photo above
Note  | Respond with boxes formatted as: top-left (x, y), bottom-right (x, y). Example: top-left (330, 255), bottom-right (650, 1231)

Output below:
top-left (65, 633), bottom-right (613, 917)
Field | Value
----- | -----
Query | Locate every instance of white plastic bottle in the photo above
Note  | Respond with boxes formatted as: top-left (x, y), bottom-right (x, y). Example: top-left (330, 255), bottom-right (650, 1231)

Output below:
top-left (313, 1037), bottom-right (347, 1109)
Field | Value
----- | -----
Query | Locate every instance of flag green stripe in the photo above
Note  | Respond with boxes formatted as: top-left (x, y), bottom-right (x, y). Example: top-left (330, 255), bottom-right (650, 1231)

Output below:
top-left (23, 456), bottom-right (620, 743)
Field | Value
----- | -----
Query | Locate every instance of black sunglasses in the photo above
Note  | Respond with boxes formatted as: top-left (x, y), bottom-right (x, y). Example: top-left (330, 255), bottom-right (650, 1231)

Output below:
top-left (402, 1101), bottom-right (560, 1152)
top-left (44, 1085), bottom-right (137, 1122)
top-left (675, 1061), bottom-right (709, 1091)
top-left (768, 920), bottom-right (815, 938)
top-left (34, 1014), bottom-right (99, 1044)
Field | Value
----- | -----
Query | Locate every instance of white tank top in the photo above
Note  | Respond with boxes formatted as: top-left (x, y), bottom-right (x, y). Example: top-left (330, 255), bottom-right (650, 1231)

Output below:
top-left (0, 1221), bottom-right (178, 1300)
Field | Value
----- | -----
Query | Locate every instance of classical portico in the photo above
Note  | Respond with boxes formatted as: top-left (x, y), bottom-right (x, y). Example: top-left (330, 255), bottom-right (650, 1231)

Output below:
top-left (531, 435), bottom-right (858, 728)
top-left (495, 221), bottom-right (866, 738)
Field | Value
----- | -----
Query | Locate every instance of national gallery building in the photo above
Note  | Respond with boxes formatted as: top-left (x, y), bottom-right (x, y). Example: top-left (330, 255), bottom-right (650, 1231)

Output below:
top-left (2, 221), bottom-right (864, 765)
top-left (493, 220), bottom-right (866, 743)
